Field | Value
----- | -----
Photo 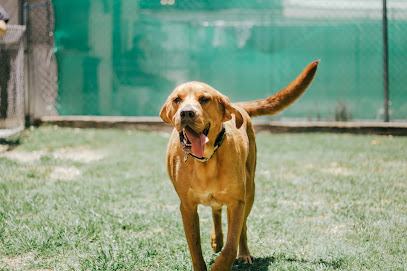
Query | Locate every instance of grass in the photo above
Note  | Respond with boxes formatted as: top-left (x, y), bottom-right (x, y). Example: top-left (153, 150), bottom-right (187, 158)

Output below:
top-left (0, 126), bottom-right (406, 270)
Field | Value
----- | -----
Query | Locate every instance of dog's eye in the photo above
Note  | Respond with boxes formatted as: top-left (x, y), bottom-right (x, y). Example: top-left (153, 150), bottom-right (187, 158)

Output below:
top-left (199, 97), bottom-right (211, 104)
top-left (173, 97), bottom-right (182, 104)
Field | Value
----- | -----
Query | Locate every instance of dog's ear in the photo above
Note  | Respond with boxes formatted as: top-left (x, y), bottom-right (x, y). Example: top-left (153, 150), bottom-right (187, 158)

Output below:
top-left (220, 95), bottom-right (243, 129)
top-left (159, 99), bottom-right (173, 125)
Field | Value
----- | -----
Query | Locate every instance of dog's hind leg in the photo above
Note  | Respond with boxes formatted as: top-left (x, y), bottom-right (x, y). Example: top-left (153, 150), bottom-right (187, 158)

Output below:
top-left (211, 207), bottom-right (224, 253)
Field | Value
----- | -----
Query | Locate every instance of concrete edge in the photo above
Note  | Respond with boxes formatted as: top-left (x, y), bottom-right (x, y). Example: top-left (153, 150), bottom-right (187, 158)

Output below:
top-left (37, 116), bottom-right (407, 136)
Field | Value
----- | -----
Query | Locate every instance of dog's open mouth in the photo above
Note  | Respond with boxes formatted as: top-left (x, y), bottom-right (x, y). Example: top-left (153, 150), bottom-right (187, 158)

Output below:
top-left (179, 124), bottom-right (210, 158)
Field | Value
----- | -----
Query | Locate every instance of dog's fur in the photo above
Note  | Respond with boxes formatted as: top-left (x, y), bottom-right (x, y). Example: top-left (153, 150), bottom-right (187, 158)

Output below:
top-left (160, 61), bottom-right (319, 271)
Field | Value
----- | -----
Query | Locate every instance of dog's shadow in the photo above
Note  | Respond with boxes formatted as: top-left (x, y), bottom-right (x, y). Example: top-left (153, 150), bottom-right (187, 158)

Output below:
top-left (232, 257), bottom-right (272, 270)
top-left (209, 254), bottom-right (344, 270)
top-left (208, 257), bottom-right (273, 271)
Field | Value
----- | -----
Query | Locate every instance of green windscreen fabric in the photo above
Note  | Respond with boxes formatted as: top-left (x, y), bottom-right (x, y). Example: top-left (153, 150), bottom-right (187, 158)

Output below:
top-left (53, 0), bottom-right (407, 121)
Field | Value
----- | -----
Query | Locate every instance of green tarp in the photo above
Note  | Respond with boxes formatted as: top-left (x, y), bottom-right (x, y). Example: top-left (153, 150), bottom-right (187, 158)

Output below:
top-left (53, 0), bottom-right (407, 120)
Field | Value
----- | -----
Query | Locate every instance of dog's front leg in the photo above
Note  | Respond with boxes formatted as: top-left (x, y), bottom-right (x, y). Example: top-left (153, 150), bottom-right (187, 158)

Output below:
top-left (211, 201), bottom-right (245, 271)
top-left (180, 203), bottom-right (207, 271)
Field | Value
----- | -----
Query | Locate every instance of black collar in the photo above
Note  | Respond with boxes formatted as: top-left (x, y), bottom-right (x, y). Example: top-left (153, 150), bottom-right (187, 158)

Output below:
top-left (184, 125), bottom-right (226, 162)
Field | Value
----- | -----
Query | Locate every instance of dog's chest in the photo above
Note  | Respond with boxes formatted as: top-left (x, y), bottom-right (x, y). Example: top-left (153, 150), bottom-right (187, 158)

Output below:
top-left (182, 157), bottom-right (231, 208)
top-left (190, 170), bottom-right (224, 208)
top-left (191, 190), bottom-right (223, 208)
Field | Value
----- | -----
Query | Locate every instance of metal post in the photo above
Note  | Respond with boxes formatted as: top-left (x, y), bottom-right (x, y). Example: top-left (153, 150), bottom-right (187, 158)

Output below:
top-left (23, 2), bottom-right (32, 126)
top-left (382, 0), bottom-right (389, 122)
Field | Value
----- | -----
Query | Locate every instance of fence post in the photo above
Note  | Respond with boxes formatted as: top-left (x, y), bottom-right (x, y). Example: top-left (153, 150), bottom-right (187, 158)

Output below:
top-left (382, 0), bottom-right (389, 122)
top-left (22, 0), bottom-right (58, 123)
top-left (23, 2), bottom-right (32, 126)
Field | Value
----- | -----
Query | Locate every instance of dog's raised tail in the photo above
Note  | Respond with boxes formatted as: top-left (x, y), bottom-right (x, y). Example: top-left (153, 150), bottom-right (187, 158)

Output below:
top-left (236, 60), bottom-right (319, 117)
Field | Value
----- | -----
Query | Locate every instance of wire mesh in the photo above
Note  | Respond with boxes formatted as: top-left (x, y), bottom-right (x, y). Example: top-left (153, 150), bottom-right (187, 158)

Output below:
top-left (25, 0), bottom-right (58, 119)
top-left (0, 25), bottom-right (26, 138)
top-left (44, 1), bottom-right (407, 121)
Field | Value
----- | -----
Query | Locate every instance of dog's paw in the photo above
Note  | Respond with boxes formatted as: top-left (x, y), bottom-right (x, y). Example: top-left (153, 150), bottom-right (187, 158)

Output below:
top-left (210, 236), bottom-right (223, 253)
top-left (238, 255), bottom-right (253, 264)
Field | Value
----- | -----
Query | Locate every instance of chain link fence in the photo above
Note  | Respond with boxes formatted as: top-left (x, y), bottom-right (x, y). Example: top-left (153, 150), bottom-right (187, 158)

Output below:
top-left (24, 0), bottom-right (58, 120)
top-left (0, 25), bottom-right (26, 138)
top-left (2, 0), bottom-right (407, 132)
top-left (49, 0), bottom-right (406, 122)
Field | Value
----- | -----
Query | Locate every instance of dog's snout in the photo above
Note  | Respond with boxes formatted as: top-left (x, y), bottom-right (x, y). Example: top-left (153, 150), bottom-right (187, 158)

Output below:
top-left (181, 110), bottom-right (195, 119)
top-left (180, 106), bottom-right (196, 119)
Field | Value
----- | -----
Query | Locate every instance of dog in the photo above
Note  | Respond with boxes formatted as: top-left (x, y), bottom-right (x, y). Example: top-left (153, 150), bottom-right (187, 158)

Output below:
top-left (159, 60), bottom-right (319, 271)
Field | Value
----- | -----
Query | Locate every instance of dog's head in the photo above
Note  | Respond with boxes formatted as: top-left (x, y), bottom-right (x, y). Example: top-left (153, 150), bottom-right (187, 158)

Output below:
top-left (160, 81), bottom-right (243, 158)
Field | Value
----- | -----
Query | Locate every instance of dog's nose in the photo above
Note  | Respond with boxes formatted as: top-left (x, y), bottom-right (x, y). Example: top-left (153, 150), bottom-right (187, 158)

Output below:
top-left (180, 105), bottom-right (196, 119)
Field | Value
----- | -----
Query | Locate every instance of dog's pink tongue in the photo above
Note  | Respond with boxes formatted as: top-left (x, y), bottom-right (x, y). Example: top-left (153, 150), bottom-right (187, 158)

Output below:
top-left (185, 126), bottom-right (209, 158)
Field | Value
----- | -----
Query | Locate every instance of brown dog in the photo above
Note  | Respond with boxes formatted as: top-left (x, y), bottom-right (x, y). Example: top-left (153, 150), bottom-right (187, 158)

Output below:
top-left (160, 60), bottom-right (319, 271)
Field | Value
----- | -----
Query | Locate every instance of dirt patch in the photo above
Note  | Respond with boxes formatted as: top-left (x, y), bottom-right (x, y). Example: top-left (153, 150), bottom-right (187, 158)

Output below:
top-left (300, 214), bottom-right (331, 222)
top-left (0, 150), bottom-right (45, 163)
top-left (329, 224), bottom-right (348, 234)
top-left (50, 166), bottom-right (81, 181)
top-left (322, 167), bottom-right (354, 176)
top-left (277, 200), bottom-right (301, 209)
top-left (321, 162), bottom-right (354, 176)
top-left (162, 204), bottom-right (178, 211)
top-left (0, 145), bottom-right (9, 153)
top-left (135, 228), bottom-right (165, 238)
top-left (52, 147), bottom-right (104, 163)
top-left (0, 253), bottom-right (53, 270)
top-left (0, 253), bottom-right (54, 271)
top-left (1, 146), bottom-right (105, 164)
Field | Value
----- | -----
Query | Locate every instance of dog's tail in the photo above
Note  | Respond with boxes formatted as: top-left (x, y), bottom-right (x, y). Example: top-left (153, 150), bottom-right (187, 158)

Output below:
top-left (236, 60), bottom-right (319, 117)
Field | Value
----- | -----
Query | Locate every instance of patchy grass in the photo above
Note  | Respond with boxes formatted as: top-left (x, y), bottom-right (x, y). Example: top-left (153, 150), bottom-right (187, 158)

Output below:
top-left (0, 126), bottom-right (406, 270)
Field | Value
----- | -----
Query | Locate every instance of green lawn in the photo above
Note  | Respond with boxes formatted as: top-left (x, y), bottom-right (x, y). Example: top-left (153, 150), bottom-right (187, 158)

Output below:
top-left (0, 126), bottom-right (406, 270)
